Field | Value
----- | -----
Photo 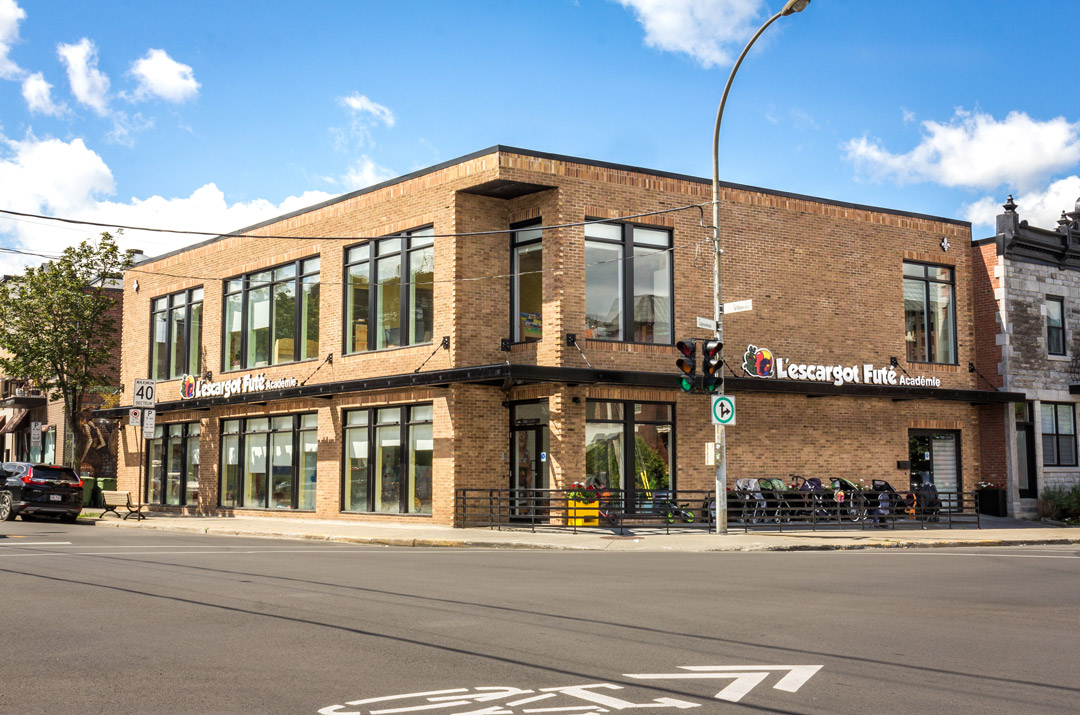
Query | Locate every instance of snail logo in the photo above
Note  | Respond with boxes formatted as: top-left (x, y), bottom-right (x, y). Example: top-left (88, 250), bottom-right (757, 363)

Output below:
top-left (742, 345), bottom-right (775, 378)
top-left (180, 374), bottom-right (196, 399)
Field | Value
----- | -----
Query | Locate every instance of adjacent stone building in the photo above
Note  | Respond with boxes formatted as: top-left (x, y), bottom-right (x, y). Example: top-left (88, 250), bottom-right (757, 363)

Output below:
top-left (973, 194), bottom-right (1080, 516)
top-left (98, 146), bottom-right (1017, 525)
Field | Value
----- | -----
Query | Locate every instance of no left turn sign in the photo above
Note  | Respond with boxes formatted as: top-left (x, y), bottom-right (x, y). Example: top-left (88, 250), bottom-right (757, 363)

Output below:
top-left (711, 395), bottom-right (736, 425)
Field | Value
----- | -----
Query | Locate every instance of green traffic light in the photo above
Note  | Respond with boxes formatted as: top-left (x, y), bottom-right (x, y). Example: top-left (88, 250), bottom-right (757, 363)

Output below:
top-left (680, 376), bottom-right (695, 392)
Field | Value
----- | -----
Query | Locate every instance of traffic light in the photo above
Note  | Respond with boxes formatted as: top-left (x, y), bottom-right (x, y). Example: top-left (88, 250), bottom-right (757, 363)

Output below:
top-left (702, 340), bottom-right (724, 393)
top-left (675, 339), bottom-right (697, 392)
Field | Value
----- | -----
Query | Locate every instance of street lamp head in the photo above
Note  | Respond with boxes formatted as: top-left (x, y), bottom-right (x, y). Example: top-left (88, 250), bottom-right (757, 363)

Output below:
top-left (781, 0), bottom-right (811, 15)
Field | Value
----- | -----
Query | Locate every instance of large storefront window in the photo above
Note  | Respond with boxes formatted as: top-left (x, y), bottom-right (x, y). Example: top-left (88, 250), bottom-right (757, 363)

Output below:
top-left (512, 221), bottom-right (543, 342)
top-left (146, 422), bottom-right (200, 506)
top-left (219, 414), bottom-right (317, 509)
top-left (903, 262), bottom-right (956, 364)
top-left (223, 258), bottom-right (320, 371)
top-left (343, 404), bottom-right (432, 515)
top-left (1041, 402), bottom-right (1077, 467)
top-left (345, 228), bottom-right (434, 353)
top-left (585, 400), bottom-right (673, 510)
top-left (584, 221), bottom-right (672, 343)
top-left (151, 288), bottom-right (203, 380)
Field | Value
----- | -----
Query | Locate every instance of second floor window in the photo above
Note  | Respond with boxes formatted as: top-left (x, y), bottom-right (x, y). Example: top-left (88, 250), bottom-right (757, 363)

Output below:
top-left (512, 221), bottom-right (543, 342)
top-left (345, 227), bottom-right (434, 353)
top-left (584, 221), bottom-right (672, 344)
top-left (223, 258), bottom-right (320, 372)
top-left (151, 288), bottom-right (203, 380)
top-left (903, 262), bottom-right (956, 364)
top-left (1047, 296), bottom-right (1065, 356)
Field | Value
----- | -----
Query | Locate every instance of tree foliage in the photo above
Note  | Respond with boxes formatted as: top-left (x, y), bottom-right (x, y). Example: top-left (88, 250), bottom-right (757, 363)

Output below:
top-left (0, 232), bottom-right (133, 467)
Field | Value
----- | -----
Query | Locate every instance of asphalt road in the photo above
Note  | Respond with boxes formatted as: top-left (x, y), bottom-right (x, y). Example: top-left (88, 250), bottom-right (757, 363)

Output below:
top-left (0, 519), bottom-right (1077, 715)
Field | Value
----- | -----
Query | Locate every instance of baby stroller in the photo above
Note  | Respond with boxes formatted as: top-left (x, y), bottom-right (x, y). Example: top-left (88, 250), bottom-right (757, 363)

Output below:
top-left (756, 477), bottom-right (789, 523)
top-left (830, 477), bottom-right (868, 523)
top-left (790, 474), bottom-right (829, 519)
top-left (909, 472), bottom-right (942, 522)
top-left (733, 478), bottom-right (767, 524)
top-left (650, 490), bottom-right (696, 525)
top-left (870, 479), bottom-right (916, 526)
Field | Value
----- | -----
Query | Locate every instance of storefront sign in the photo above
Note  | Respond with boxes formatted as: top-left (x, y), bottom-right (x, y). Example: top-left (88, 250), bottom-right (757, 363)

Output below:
top-left (741, 345), bottom-right (941, 388)
top-left (180, 372), bottom-right (300, 400)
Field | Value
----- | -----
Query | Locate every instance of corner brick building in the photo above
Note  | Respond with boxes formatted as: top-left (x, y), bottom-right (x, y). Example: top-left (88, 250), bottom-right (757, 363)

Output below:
top-left (101, 147), bottom-right (1018, 525)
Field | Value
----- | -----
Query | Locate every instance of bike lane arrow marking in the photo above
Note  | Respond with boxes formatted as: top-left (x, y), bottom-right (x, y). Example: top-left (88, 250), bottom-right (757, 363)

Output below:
top-left (625, 665), bottom-right (823, 703)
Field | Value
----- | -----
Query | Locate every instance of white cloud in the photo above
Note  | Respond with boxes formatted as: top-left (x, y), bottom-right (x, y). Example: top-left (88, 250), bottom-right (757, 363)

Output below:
top-left (844, 108), bottom-right (1080, 192)
top-left (127, 48), bottom-right (199, 103)
top-left (332, 93), bottom-right (395, 151)
top-left (21, 72), bottom-right (66, 116)
top-left (104, 110), bottom-right (153, 146)
top-left (901, 107), bottom-right (915, 124)
top-left (0, 131), bottom-right (337, 275)
top-left (616, 0), bottom-right (766, 68)
top-left (340, 93), bottom-right (395, 127)
top-left (0, 0), bottom-right (26, 80)
top-left (57, 38), bottom-right (110, 115)
top-left (963, 177), bottom-right (1080, 234)
top-left (342, 156), bottom-right (395, 190)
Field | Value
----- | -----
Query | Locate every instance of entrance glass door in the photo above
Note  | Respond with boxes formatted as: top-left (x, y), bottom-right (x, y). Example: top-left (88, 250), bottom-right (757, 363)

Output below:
top-left (1016, 402), bottom-right (1038, 499)
top-left (909, 430), bottom-right (960, 492)
top-left (510, 402), bottom-right (549, 518)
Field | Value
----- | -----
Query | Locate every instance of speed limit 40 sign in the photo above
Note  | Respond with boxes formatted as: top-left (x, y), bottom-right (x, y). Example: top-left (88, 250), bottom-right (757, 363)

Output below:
top-left (133, 378), bottom-right (157, 408)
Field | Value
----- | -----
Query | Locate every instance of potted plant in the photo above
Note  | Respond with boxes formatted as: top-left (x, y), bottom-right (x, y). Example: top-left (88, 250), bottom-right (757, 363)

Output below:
top-left (976, 481), bottom-right (1007, 517)
top-left (566, 482), bottom-right (600, 526)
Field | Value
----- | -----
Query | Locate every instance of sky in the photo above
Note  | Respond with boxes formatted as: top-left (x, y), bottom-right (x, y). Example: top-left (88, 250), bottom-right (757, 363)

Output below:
top-left (1, 0), bottom-right (1079, 274)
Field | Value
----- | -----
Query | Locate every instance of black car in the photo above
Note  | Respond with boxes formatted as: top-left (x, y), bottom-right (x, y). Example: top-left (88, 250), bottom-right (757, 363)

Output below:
top-left (0, 462), bottom-right (83, 522)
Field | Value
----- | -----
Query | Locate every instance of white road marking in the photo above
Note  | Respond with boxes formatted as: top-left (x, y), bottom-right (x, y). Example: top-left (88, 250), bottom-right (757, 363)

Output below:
top-left (0, 541), bottom-right (71, 546)
top-left (626, 665), bottom-right (823, 703)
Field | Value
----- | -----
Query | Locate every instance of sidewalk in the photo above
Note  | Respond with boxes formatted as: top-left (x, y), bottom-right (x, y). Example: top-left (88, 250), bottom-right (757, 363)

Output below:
top-left (81, 510), bottom-right (1080, 552)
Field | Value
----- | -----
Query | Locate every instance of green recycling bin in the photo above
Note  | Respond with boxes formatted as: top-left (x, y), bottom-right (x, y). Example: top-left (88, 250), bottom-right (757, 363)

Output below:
top-left (81, 477), bottom-right (97, 507)
top-left (97, 477), bottom-right (117, 506)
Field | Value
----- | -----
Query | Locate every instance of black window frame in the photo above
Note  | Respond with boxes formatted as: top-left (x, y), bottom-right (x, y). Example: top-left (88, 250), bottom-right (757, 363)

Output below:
top-left (145, 421), bottom-right (201, 507)
top-left (1041, 402), bottom-right (1077, 467)
top-left (217, 413), bottom-right (318, 510)
top-left (340, 403), bottom-right (433, 515)
top-left (1047, 295), bottom-right (1065, 356)
top-left (343, 227), bottom-right (435, 354)
top-left (583, 219), bottom-right (674, 345)
top-left (903, 261), bottom-right (958, 365)
top-left (149, 287), bottom-right (204, 381)
top-left (584, 399), bottom-right (676, 512)
top-left (509, 219), bottom-right (543, 344)
top-left (221, 256), bottom-right (321, 373)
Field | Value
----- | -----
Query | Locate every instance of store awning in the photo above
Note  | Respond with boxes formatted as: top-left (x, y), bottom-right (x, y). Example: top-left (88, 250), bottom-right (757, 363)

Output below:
top-left (92, 364), bottom-right (1026, 418)
top-left (0, 409), bottom-right (28, 434)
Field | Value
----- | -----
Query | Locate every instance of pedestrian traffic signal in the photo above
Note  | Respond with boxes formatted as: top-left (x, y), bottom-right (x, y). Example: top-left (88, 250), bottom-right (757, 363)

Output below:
top-left (702, 340), bottom-right (724, 393)
top-left (675, 339), bottom-right (697, 392)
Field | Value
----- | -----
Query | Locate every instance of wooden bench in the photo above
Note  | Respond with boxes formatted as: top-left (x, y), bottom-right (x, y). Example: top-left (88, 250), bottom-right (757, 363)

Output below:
top-left (101, 490), bottom-right (146, 521)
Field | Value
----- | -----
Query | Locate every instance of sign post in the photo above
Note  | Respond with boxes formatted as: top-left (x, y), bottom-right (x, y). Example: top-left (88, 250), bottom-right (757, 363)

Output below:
top-left (131, 379), bottom-right (157, 514)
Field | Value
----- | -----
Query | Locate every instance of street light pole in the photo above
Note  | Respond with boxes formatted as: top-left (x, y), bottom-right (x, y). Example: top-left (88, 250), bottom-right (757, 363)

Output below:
top-left (712, 0), bottom-right (810, 534)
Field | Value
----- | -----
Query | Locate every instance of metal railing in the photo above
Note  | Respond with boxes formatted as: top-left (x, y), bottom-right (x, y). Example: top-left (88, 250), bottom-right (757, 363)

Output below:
top-left (455, 487), bottom-right (981, 532)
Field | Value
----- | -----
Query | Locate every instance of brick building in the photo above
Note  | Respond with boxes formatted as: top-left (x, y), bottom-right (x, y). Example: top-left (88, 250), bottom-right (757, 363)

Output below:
top-left (972, 194), bottom-right (1080, 517)
top-left (99, 147), bottom-right (1018, 525)
top-left (0, 278), bottom-right (126, 479)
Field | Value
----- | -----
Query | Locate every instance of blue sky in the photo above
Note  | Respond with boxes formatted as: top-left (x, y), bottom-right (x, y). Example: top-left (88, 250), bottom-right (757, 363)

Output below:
top-left (2, 0), bottom-right (1079, 272)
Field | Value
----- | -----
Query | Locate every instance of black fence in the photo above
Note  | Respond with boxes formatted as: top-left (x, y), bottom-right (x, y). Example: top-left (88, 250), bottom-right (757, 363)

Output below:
top-left (455, 487), bottom-right (982, 533)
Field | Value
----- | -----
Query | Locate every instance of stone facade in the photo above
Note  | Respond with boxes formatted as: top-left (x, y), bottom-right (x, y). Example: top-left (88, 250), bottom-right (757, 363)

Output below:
top-left (105, 146), bottom-right (1009, 526)
top-left (974, 196), bottom-right (1080, 516)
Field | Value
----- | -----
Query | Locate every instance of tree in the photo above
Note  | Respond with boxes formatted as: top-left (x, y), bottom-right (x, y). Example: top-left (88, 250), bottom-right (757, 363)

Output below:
top-left (0, 232), bottom-right (134, 469)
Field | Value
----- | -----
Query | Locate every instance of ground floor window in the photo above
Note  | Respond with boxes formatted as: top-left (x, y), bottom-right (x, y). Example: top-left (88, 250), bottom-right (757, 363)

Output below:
top-left (585, 401), bottom-right (673, 507)
top-left (1041, 402), bottom-right (1077, 467)
top-left (343, 404), bottom-right (432, 515)
top-left (147, 423), bottom-right (200, 506)
top-left (219, 413), bottom-right (316, 509)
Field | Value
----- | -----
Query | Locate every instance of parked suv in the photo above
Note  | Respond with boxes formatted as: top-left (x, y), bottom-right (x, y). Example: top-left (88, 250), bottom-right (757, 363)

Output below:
top-left (0, 462), bottom-right (83, 522)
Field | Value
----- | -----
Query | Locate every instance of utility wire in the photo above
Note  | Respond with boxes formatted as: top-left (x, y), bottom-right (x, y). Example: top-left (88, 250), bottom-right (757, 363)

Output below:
top-left (0, 203), bottom-right (707, 242)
